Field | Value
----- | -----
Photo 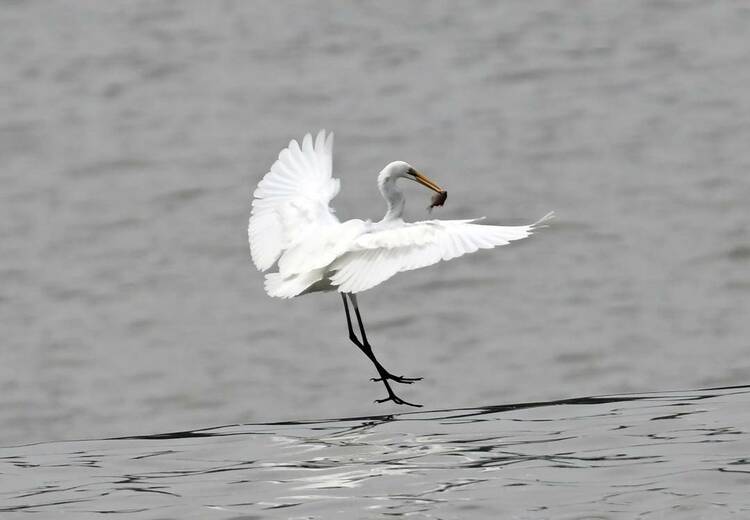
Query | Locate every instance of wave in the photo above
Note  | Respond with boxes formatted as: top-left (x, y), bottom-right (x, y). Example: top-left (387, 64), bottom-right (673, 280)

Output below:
top-left (2, 384), bottom-right (749, 517)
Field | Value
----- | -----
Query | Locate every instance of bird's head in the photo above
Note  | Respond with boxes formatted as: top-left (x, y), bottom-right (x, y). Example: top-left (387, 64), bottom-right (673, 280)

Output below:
top-left (378, 161), bottom-right (445, 195)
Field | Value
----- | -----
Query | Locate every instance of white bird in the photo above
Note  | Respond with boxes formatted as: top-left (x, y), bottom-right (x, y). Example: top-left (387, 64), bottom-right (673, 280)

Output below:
top-left (249, 130), bottom-right (552, 407)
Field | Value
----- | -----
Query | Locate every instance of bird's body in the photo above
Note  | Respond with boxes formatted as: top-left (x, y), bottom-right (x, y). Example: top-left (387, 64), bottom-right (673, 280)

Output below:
top-left (248, 130), bottom-right (552, 406)
top-left (250, 130), bottom-right (552, 299)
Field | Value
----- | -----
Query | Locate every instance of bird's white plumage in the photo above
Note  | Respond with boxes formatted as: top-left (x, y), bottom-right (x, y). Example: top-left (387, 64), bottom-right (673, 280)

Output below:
top-left (248, 130), bottom-right (340, 271)
top-left (249, 130), bottom-right (553, 298)
top-left (328, 215), bottom-right (552, 293)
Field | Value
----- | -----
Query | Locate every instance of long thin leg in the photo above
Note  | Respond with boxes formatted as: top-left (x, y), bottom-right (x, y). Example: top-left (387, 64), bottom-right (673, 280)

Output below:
top-left (341, 294), bottom-right (421, 407)
top-left (349, 294), bottom-right (422, 384)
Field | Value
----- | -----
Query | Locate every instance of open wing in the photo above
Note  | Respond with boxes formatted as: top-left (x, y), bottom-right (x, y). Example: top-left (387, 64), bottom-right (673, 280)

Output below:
top-left (329, 212), bottom-right (553, 293)
top-left (248, 130), bottom-right (340, 271)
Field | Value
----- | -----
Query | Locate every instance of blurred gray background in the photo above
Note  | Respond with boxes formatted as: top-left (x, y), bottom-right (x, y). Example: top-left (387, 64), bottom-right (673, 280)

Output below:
top-left (1, 0), bottom-right (748, 446)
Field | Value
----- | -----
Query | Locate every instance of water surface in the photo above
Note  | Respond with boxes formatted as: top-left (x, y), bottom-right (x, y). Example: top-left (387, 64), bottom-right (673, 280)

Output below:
top-left (0, 1), bottom-right (748, 448)
top-left (2, 385), bottom-right (750, 518)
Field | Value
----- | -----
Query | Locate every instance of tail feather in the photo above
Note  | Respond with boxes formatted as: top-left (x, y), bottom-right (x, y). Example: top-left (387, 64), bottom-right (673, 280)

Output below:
top-left (264, 270), bottom-right (324, 298)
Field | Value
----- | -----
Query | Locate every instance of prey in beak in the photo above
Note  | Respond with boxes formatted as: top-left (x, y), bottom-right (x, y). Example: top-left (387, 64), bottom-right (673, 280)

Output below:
top-left (407, 167), bottom-right (448, 211)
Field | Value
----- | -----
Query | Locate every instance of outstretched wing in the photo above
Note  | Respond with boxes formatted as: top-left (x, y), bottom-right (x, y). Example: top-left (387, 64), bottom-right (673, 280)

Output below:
top-left (328, 212), bottom-right (554, 293)
top-left (248, 130), bottom-right (340, 271)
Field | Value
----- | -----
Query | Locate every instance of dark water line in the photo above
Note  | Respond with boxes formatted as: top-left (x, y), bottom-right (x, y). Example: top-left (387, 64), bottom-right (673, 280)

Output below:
top-left (4, 383), bottom-right (748, 450)
top-left (2, 383), bottom-right (748, 518)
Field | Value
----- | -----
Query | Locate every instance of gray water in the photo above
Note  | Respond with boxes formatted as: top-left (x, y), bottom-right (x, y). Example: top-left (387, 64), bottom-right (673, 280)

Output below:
top-left (2, 385), bottom-right (750, 518)
top-left (1, 1), bottom-right (749, 514)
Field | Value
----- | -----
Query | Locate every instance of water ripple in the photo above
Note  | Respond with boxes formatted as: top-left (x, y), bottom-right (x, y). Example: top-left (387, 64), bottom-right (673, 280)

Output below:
top-left (2, 385), bottom-right (749, 517)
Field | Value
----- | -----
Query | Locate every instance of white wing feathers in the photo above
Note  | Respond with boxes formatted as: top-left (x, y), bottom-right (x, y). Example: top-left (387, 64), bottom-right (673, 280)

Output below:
top-left (248, 130), bottom-right (553, 297)
top-left (329, 212), bottom-right (554, 294)
top-left (248, 130), bottom-right (340, 271)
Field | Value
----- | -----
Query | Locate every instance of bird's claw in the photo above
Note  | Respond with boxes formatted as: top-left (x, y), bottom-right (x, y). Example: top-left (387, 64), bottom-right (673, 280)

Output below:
top-left (375, 394), bottom-right (423, 408)
top-left (370, 374), bottom-right (423, 384)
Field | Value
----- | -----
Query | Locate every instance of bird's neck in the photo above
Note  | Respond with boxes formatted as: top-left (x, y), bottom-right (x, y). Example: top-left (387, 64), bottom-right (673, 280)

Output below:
top-left (379, 177), bottom-right (405, 222)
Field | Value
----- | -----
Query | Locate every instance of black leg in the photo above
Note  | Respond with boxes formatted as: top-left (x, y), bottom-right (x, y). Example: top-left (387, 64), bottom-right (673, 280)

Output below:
top-left (341, 293), bottom-right (421, 408)
top-left (350, 295), bottom-right (423, 385)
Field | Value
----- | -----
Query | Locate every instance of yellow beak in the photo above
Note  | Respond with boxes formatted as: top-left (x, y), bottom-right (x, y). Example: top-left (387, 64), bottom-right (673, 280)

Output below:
top-left (412, 171), bottom-right (444, 194)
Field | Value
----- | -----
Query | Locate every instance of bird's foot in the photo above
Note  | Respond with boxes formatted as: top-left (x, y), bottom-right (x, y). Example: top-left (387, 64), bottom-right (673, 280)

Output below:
top-left (371, 373), bottom-right (423, 385)
top-left (375, 392), bottom-right (422, 408)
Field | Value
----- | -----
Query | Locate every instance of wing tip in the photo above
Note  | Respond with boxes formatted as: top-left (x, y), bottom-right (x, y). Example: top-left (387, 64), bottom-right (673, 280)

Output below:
top-left (531, 211), bottom-right (555, 229)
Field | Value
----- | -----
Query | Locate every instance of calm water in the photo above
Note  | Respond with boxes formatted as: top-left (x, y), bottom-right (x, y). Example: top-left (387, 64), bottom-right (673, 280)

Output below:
top-left (2, 385), bottom-right (750, 518)
top-left (1, 1), bottom-right (749, 512)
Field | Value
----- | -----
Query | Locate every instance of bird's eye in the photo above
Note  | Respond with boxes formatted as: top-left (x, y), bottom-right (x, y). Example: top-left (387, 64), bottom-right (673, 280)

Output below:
top-left (406, 167), bottom-right (417, 177)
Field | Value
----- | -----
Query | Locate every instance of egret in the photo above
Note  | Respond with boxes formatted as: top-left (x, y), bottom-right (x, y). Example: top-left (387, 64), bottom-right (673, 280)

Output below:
top-left (248, 130), bottom-right (552, 407)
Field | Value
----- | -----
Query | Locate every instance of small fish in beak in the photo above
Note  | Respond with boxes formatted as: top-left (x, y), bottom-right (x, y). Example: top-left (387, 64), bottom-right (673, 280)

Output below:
top-left (407, 168), bottom-right (447, 213)
top-left (428, 190), bottom-right (447, 212)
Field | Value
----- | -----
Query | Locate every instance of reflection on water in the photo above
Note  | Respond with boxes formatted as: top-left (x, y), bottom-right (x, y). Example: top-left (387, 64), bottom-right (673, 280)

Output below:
top-left (2, 385), bottom-right (749, 518)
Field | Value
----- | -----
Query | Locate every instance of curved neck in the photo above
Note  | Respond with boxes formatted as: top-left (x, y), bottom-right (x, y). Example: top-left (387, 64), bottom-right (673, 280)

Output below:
top-left (379, 177), bottom-right (405, 222)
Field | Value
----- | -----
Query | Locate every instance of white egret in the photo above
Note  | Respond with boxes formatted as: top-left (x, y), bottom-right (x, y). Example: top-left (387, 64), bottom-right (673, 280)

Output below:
top-left (249, 130), bottom-right (552, 407)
